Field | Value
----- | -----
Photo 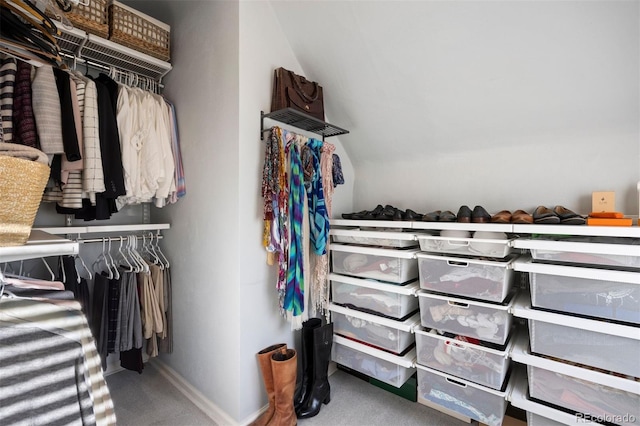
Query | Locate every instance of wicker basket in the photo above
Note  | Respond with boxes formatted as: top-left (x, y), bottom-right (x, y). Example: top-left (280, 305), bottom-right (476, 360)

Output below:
top-left (108, 1), bottom-right (170, 61)
top-left (0, 156), bottom-right (51, 247)
top-left (47, 0), bottom-right (109, 39)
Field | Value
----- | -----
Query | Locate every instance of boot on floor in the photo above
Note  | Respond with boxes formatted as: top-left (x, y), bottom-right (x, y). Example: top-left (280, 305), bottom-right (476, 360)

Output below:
top-left (249, 344), bottom-right (287, 426)
top-left (293, 318), bottom-right (321, 411)
top-left (295, 323), bottom-right (333, 419)
top-left (267, 348), bottom-right (297, 426)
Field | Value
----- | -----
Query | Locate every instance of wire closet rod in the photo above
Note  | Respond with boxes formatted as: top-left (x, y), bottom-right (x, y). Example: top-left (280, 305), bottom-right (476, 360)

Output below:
top-left (76, 235), bottom-right (164, 244)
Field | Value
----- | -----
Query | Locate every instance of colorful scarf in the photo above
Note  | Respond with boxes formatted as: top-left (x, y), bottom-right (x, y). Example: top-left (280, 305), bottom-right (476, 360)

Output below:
top-left (284, 140), bottom-right (304, 317)
top-left (303, 138), bottom-right (329, 256)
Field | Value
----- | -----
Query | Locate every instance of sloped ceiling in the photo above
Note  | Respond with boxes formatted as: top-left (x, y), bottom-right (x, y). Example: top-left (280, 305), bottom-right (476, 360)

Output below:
top-left (269, 0), bottom-right (638, 164)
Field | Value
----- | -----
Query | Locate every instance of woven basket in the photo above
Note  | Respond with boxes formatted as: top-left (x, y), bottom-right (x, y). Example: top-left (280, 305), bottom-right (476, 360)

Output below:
top-left (47, 0), bottom-right (109, 39)
top-left (0, 156), bottom-right (51, 247)
top-left (108, 1), bottom-right (170, 61)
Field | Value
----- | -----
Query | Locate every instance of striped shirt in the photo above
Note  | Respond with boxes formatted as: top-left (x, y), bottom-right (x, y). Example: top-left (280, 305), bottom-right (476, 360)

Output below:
top-left (0, 55), bottom-right (17, 142)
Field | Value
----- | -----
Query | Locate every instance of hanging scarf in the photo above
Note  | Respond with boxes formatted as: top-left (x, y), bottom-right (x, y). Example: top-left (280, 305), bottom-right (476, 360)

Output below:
top-left (284, 140), bottom-right (304, 317)
top-left (302, 138), bottom-right (329, 256)
top-left (261, 127), bottom-right (280, 249)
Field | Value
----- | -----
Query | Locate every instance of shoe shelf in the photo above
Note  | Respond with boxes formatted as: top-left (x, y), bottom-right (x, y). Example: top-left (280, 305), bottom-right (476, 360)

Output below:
top-left (52, 20), bottom-right (172, 81)
top-left (261, 108), bottom-right (349, 141)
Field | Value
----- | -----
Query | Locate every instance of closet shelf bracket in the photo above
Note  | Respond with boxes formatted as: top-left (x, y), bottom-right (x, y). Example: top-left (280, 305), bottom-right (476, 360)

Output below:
top-left (261, 108), bottom-right (349, 141)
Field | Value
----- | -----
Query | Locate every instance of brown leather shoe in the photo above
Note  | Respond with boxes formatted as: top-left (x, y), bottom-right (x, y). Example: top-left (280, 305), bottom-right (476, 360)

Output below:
top-left (511, 210), bottom-right (533, 224)
top-left (268, 349), bottom-right (297, 426)
top-left (490, 210), bottom-right (512, 224)
top-left (250, 344), bottom-right (287, 426)
top-left (439, 210), bottom-right (457, 222)
top-left (456, 205), bottom-right (472, 223)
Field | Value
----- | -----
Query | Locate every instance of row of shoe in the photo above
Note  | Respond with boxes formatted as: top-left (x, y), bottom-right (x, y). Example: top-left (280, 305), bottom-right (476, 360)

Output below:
top-left (250, 320), bottom-right (333, 426)
top-left (341, 204), bottom-right (586, 225)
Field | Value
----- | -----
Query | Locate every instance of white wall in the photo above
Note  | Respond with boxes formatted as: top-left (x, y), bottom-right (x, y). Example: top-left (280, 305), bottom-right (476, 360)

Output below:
top-left (238, 1), bottom-right (353, 422)
top-left (126, 0), bottom-right (243, 422)
top-left (271, 0), bottom-right (640, 217)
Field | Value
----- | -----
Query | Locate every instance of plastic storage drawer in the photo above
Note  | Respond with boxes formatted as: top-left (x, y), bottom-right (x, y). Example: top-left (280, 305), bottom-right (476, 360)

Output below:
top-left (525, 262), bottom-right (640, 325)
top-left (330, 273), bottom-right (419, 319)
top-left (414, 327), bottom-right (513, 390)
top-left (417, 233), bottom-right (515, 258)
top-left (331, 244), bottom-right (419, 284)
top-left (330, 229), bottom-right (418, 248)
top-left (526, 412), bottom-right (566, 426)
top-left (329, 304), bottom-right (420, 354)
top-left (332, 335), bottom-right (416, 388)
top-left (417, 291), bottom-right (515, 345)
top-left (416, 364), bottom-right (510, 426)
top-left (528, 318), bottom-right (640, 378)
top-left (513, 236), bottom-right (640, 269)
top-left (528, 364), bottom-right (640, 425)
top-left (417, 253), bottom-right (517, 303)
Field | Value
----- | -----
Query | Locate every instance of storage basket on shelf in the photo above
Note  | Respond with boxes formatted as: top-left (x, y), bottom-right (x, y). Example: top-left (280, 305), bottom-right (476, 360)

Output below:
top-left (47, 0), bottom-right (109, 39)
top-left (108, 1), bottom-right (170, 61)
top-left (0, 150), bottom-right (50, 247)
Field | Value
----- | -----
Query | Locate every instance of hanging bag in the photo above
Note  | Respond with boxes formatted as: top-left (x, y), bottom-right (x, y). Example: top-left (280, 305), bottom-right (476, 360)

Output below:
top-left (271, 67), bottom-right (325, 121)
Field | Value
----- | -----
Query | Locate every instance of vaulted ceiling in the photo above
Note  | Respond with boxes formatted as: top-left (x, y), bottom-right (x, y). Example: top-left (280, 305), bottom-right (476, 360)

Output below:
top-left (269, 1), bottom-right (638, 166)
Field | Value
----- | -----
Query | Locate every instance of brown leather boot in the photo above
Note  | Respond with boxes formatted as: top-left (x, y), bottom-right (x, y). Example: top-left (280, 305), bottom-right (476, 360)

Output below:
top-left (267, 349), bottom-right (297, 426)
top-left (249, 344), bottom-right (287, 426)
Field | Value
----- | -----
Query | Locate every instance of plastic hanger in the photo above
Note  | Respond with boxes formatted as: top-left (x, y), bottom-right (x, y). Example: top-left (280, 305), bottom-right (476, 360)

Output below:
top-left (154, 232), bottom-right (170, 269)
top-left (131, 235), bottom-right (149, 274)
top-left (146, 232), bottom-right (162, 268)
top-left (93, 238), bottom-right (113, 279)
top-left (41, 257), bottom-right (55, 281)
top-left (107, 238), bottom-right (120, 280)
top-left (75, 253), bottom-right (92, 281)
top-left (117, 236), bottom-right (134, 272)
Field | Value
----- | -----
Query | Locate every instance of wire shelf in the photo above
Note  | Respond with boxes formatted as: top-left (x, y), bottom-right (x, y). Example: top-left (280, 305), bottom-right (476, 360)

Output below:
top-left (52, 21), bottom-right (172, 81)
top-left (261, 108), bottom-right (349, 141)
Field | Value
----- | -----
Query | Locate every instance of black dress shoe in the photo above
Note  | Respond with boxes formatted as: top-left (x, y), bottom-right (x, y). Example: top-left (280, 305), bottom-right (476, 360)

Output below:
top-left (404, 209), bottom-right (423, 221)
top-left (392, 209), bottom-right (405, 221)
top-left (472, 205), bottom-right (491, 223)
top-left (457, 205), bottom-right (472, 223)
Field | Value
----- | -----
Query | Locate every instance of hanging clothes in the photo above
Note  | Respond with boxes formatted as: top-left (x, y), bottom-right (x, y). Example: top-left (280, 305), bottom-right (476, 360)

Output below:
top-left (31, 65), bottom-right (64, 154)
top-left (11, 60), bottom-right (38, 148)
top-left (0, 55), bottom-right (16, 143)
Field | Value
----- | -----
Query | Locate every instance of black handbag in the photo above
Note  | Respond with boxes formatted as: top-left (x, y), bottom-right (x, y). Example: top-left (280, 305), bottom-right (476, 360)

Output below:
top-left (271, 67), bottom-right (325, 121)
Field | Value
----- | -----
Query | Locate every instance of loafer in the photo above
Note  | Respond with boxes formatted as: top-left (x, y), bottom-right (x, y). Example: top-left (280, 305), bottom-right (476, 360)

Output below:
top-left (533, 206), bottom-right (560, 224)
top-left (472, 205), bottom-right (491, 223)
top-left (554, 205), bottom-right (586, 225)
top-left (439, 210), bottom-right (457, 222)
top-left (392, 209), bottom-right (405, 221)
top-left (511, 209), bottom-right (533, 224)
top-left (422, 210), bottom-right (441, 222)
top-left (404, 209), bottom-right (423, 221)
top-left (456, 205), bottom-right (472, 223)
top-left (491, 210), bottom-right (512, 224)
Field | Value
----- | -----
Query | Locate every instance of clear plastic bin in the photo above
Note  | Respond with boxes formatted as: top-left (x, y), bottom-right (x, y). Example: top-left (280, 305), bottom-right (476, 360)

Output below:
top-left (416, 364), bottom-right (510, 426)
top-left (417, 234), bottom-right (515, 258)
top-left (414, 327), bottom-right (513, 390)
top-left (330, 305), bottom-right (419, 354)
top-left (331, 244), bottom-right (419, 284)
top-left (528, 318), bottom-right (640, 378)
top-left (528, 364), bottom-right (640, 425)
top-left (332, 335), bottom-right (416, 388)
top-left (526, 412), bottom-right (566, 426)
top-left (330, 273), bottom-right (419, 319)
top-left (417, 291), bottom-right (515, 345)
top-left (528, 263), bottom-right (640, 325)
top-left (417, 253), bottom-right (516, 303)
top-left (516, 236), bottom-right (640, 269)
top-left (330, 229), bottom-right (418, 248)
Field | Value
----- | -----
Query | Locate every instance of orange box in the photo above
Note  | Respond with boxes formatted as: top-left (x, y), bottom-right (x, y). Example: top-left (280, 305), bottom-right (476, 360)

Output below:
top-left (587, 217), bottom-right (632, 226)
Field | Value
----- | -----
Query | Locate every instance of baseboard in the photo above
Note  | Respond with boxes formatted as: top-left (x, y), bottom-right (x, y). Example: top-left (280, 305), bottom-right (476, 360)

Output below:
top-left (150, 359), bottom-right (239, 426)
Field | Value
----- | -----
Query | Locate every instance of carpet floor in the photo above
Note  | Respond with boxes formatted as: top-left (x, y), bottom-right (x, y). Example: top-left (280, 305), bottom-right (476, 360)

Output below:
top-left (106, 363), bottom-right (472, 426)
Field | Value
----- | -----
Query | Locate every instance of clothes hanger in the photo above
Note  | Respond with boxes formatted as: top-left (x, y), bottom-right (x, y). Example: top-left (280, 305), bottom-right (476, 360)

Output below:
top-left (147, 232), bottom-right (162, 268)
top-left (117, 236), bottom-right (134, 272)
top-left (41, 257), bottom-right (55, 281)
top-left (75, 252), bottom-right (92, 280)
top-left (92, 238), bottom-right (113, 279)
top-left (106, 238), bottom-right (120, 280)
top-left (131, 235), bottom-right (149, 274)
top-left (126, 235), bottom-right (142, 273)
top-left (154, 231), bottom-right (170, 269)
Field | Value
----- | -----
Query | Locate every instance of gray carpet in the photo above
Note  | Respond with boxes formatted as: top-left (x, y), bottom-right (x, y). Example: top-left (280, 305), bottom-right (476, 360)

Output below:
top-left (106, 364), bottom-right (470, 426)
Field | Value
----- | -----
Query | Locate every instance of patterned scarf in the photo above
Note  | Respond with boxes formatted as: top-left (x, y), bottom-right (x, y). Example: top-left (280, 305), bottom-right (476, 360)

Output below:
top-left (284, 140), bottom-right (304, 317)
top-left (302, 138), bottom-right (329, 255)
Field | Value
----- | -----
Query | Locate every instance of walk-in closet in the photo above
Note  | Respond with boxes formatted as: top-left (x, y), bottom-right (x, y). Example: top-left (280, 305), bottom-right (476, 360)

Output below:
top-left (1, 1), bottom-right (638, 426)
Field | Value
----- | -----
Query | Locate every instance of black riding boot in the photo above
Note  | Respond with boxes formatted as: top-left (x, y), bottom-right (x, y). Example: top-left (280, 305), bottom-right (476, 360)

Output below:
top-left (293, 318), bottom-right (321, 410)
top-left (295, 322), bottom-right (333, 419)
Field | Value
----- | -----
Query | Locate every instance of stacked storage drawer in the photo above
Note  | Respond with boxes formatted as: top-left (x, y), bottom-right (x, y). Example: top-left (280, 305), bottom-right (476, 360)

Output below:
top-left (413, 224), bottom-right (518, 426)
top-left (329, 224), bottom-right (420, 388)
top-left (512, 230), bottom-right (640, 425)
